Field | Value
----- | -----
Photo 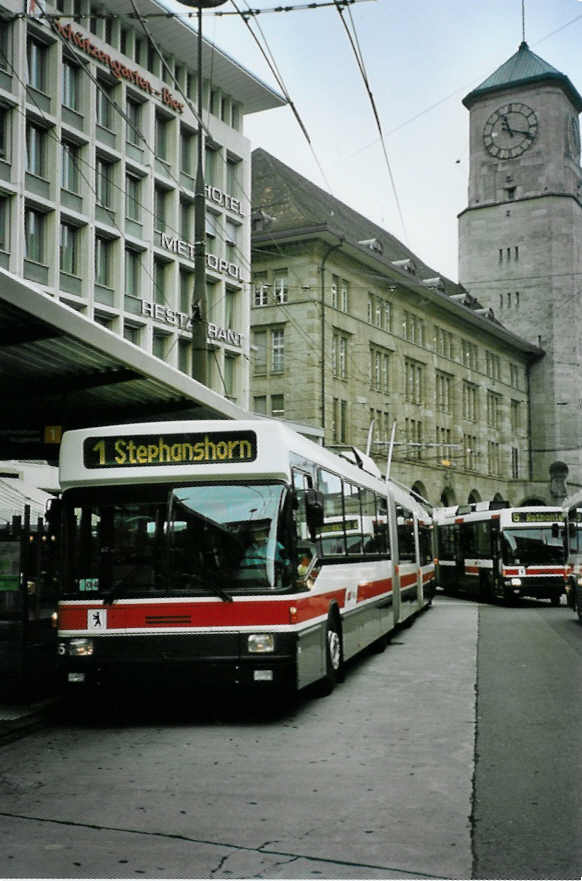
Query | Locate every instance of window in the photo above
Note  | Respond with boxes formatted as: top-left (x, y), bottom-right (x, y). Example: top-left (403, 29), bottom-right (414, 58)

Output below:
top-left (253, 271), bottom-right (269, 306)
top-left (511, 447), bottom-right (519, 479)
top-left (224, 353), bottom-right (236, 399)
top-left (370, 346), bottom-right (390, 393)
top-left (126, 174), bottom-right (141, 222)
top-left (125, 248), bottom-right (141, 296)
top-left (404, 358), bottom-right (424, 404)
top-left (24, 207), bottom-right (45, 263)
top-left (124, 323), bottom-right (141, 345)
top-left (96, 158), bottom-right (113, 208)
top-left (435, 326), bottom-right (454, 359)
top-left (488, 440), bottom-right (500, 477)
top-left (155, 114), bottom-right (169, 160)
top-left (205, 146), bottom-right (216, 187)
top-left (464, 434), bottom-right (478, 471)
top-left (27, 39), bottom-right (47, 92)
top-left (403, 311), bottom-right (424, 346)
top-left (332, 332), bottom-right (348, 379)
top-left (272, 328), bottom-right (284, 372)
top-left (126, 98), bottom-right (142, 146)
top-left (96, 82), bottom-right (113, 129)
top-left (95, 235), bottom-right (111, 286)
top-left (253, 329), bottom-right (266, 373)
top-left (273, 268), bottom-right (288, 304)
top-left (405, 417), bottom-right (422, 460)
top-left (367, 295), bottom-right (373, 323)
top-left (253, 396), bottom-right (267, 415)
top-left (462, 340), bottom-right (479, 371)
top-left (510, 399), bottom-right (521, 432)
top-left (486, 351), bottom-right (501, 380)
top-left (0, 19), bottom-right (11, 72)
top-left (60, 222), bottom-right (78, 275)
top-left (0, 105), bottom-right (9, 161)
top-left (463, 382), bottom-right (478, 422)
top-left (26, 123), bottom-right (46, 177)
top-left (487, 391), bottom-right (501, 429)
top-left (61, 142), bottom-right (80, 193)
top-left (436, 426), bottom-right (452, 464)
top-left (383, 301), bottom-right (392, 332)
top-left (180, 268), bottom-right (193, 314)
top-left (436, 371), bottom-right (452, 413)
top-left (0, 196), bottom-right (9, 251)
top-left (153, 331), bottom-right (167, 359)
top-left (510, 364), bottom-right (520, 389)
top-left (332, 399), bottom-right (349, 443)
top-left (271, 394), bottom-right (284, 418)
top-left (179, 340), bottom-right (190, 374)
top-left (62, 60), bottom-right (80, 110)
top-left (153, 259), bottom-right (167, 305)
top-left (180, 199), bottom-right (193, 242)
top-left (375, 299), bottom-right (382, 327)
top-left (225, 219), bottom-right (238, 263)
top-left (340, 279), bottom-right (349, 313)
top-left (180, 128), bottom-right (194, 176)
top-left (226, 156), bottom-right (240, 197)
top-left (154, 186), bottom-right (167, 232)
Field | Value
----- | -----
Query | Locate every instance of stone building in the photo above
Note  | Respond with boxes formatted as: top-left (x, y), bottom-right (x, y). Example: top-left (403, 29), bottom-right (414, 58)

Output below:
top-left (459, 41), bottom-right (582, 500)
top-left (250, 148), bottom-right (545, 508)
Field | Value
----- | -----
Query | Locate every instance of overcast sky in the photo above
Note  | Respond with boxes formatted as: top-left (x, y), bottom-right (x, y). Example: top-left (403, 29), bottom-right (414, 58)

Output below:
top-left (169, 0), bottom-right (582, 282)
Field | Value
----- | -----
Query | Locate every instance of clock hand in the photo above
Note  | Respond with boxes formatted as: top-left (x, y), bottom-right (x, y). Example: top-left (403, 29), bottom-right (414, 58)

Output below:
top-left (501, 115), bottom-right (515, 137)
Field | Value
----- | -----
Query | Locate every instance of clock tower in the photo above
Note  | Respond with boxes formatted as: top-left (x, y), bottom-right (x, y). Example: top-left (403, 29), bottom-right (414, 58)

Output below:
top-left (458, 41), bottom-right (582, 492)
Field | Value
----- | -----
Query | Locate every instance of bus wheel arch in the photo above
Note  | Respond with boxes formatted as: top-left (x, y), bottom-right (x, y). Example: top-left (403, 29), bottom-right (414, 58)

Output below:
top-left (319, 604), bottom-right (344, 695)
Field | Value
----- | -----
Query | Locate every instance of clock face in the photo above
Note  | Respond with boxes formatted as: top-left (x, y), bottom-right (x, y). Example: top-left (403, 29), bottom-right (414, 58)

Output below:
top-left (483, 102), bottom-right (538, 159)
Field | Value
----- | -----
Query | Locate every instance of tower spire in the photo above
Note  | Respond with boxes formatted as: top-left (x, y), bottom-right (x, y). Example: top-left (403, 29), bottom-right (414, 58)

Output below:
top-left (522, 0), bottom-right (526, 44)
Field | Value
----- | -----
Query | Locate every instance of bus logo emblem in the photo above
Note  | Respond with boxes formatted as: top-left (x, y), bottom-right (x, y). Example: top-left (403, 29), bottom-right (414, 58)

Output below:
top-left (88, 609), bottom-right (107, 631)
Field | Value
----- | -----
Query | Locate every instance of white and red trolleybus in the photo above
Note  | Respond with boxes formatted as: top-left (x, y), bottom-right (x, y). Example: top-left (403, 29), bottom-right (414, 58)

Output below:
top-left (55, 419), bottom-right (435, 695)
top-left (434, 503), bottom-right (565, 605)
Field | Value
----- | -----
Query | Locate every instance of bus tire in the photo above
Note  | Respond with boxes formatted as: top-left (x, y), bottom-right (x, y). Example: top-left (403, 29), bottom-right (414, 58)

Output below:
top-left (318, 611), bottom-right (344, 695)
top-left (550, 592), bottom-right (561, 606)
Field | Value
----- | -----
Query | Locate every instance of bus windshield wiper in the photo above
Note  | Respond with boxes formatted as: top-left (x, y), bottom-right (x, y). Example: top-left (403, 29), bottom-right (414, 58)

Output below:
top-left (180, 571), bottom-right (233, 603)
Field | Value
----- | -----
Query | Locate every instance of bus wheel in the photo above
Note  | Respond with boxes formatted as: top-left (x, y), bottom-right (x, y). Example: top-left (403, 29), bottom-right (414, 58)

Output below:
top-left (550, 592), bottom-right (561, 607)
top-left (318, 613), bottom-right (344, 695)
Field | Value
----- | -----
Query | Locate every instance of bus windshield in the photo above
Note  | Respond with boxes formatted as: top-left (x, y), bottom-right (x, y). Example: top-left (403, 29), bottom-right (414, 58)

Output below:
top-left (63, 482), bottom-right (293, 599)
top-left (501, 527), bottom-right (565, 566)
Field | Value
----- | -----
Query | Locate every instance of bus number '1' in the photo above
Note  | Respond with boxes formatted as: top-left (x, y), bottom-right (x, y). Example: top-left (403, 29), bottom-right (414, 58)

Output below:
top-left (92, 439), bottom-right (106, 466)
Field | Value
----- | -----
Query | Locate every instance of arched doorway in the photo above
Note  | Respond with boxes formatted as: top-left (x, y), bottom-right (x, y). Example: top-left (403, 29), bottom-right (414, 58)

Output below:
top-left (468, 489), bottom-right (481, 505)
top-left (440, 486), bottom-right (456, 507)
top-left (411, 480), bottom-right (429, 505)
top-left (521, 496), bottom-right (546, 506)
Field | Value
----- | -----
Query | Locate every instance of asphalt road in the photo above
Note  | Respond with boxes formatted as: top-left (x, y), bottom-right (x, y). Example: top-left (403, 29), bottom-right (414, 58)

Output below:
top-left (0, 594), bottom-right (580, 880)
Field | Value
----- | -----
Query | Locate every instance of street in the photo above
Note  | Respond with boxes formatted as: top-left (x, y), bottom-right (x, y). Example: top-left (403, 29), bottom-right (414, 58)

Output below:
top-left (0, 594), bottom-right (580, 880)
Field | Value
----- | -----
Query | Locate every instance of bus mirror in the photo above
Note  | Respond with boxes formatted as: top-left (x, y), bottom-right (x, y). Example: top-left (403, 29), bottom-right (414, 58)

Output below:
top-left (569, 522), bottom-right (576, 540)
top-left (45, 498), bottom-right (62, 534)
top-left (551, 523), bottom-right (560, 539)
top-left (305, 489), bottom-right (324, 540)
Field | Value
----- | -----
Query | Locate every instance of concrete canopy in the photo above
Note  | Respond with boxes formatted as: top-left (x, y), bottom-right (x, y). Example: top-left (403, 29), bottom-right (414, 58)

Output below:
top-left (0, 270), bottom-right (247, 462)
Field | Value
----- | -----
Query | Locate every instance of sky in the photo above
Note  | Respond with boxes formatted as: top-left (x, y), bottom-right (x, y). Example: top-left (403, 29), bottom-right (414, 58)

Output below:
top-left (169, 0), bottom-right (582, 283)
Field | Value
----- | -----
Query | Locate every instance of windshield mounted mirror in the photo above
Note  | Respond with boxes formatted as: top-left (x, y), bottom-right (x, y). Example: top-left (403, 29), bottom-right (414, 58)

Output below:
top-left (305, 489), bottom-right (324, 541)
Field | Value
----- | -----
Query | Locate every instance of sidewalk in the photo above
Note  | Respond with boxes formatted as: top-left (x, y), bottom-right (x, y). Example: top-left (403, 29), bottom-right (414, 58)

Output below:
top-left (0, 695), bottom-right (58, 744)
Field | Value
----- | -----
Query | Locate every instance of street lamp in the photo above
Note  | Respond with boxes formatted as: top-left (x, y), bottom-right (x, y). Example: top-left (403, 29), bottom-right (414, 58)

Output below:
top-left (176, 0), bottom-right (227, 384)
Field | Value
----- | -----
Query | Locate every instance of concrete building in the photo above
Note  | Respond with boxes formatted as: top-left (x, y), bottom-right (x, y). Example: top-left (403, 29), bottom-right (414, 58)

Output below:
top-left (0, 0), bottom-right (284, 411)
top-left (459, 41), bottom-right (582, 497)
top-left (250, 148), bottom-right (545, 508)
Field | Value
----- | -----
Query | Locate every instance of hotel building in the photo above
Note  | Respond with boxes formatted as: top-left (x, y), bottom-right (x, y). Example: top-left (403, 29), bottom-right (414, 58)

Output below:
top-left (0, 0), bottom-right (284, 410)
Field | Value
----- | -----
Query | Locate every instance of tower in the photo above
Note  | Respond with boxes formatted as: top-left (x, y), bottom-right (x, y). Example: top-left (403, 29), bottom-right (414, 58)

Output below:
top-left (458, 41), bottom-right (582, 491)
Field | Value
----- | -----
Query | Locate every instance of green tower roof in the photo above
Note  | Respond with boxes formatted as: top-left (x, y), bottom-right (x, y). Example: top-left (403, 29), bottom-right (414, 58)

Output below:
top-left (463, 41), bottom-right (582, 111)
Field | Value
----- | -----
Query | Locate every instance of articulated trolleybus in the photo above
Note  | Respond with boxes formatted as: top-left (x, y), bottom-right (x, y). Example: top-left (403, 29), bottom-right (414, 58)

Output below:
top-left (435, 503), bottom-right (565, 604)
top-left (56, 420), bottom-right (435, 695)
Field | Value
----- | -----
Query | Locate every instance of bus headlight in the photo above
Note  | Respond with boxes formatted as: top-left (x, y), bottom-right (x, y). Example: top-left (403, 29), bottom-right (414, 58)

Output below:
top-left (68, 638), bottom-right (94, 657)
top-left (510, 577), bottom-right (522, 587)
top-left (248, 633), bottom-right (274, 653)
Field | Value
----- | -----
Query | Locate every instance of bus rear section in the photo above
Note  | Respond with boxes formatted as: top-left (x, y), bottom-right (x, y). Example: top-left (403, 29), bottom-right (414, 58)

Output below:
top-left (435, 503), bottom-right (565, 604)
top-left (55, 420), bottom-right (433, 698)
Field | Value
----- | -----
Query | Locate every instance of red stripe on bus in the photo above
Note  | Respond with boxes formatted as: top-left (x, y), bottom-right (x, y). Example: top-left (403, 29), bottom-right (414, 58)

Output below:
top-left (465, 565), bottom-right (480, 576)
top-left (58, 590), bottom-right (349, 631)
top-left (357, 577), bottom-right (392, 603)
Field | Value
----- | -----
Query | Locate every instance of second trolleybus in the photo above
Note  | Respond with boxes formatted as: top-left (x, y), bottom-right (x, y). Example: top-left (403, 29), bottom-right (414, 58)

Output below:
top-left (435, 502), bottom-right (565, 604)
top-left (55, 419), bottom-right (435, 696)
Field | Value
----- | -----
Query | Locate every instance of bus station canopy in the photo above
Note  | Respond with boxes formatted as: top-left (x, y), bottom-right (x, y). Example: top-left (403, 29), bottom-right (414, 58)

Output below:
top-left (0, 270), bottom-right (247, 463)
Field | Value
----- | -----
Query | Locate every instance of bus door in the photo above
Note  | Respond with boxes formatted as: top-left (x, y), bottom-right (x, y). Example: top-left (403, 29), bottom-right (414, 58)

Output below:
top-left (0, 509), bottom-right (59, 699)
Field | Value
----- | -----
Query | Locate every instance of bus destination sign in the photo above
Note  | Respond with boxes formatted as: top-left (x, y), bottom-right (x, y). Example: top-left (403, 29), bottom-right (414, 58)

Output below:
top-left (511, 511), bottom-right (562, 523)
top-left (84, 430), bottom-right (257, 469)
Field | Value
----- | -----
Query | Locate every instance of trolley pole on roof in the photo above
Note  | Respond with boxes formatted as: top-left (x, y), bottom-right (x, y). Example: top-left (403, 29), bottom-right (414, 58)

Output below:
top-left (177, 0), bottom-right (227, 385)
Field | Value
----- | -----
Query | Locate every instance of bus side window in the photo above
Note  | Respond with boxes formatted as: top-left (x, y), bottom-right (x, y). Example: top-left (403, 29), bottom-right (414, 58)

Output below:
top-left (292, 469), bottom-right (317, 572)
top-left (374, 495), bottom-right (389, 556)
top-left (318, 469), bottom-right (345, 556)
top-left (361, 488), bottom-right (377, 554)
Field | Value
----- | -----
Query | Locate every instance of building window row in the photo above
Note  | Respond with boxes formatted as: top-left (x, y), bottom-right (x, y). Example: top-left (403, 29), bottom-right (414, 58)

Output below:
top-left (370, 345), bottom-right (390, 393)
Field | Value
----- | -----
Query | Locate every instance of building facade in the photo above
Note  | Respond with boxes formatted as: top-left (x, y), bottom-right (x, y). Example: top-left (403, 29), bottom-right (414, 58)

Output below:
top-left (251, 148), bottom-right (545, 508)
top-left (0, 0), bottom-right (283, 409)
top-left (459, 41), bottom-right (582, 495)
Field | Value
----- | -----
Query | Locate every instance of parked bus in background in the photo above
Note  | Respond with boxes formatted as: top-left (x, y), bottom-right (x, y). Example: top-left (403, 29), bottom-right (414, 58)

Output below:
top-left (54, 420), bottom-right (435, 698)
top-left (435, 503), bottom-right (565, 605)
top-left (562, 492), bottom-right (582, 621)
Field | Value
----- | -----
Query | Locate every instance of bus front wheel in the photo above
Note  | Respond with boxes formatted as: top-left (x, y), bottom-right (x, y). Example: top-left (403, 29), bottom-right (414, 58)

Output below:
top-left (318, 612), bottom-right (344, 695)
